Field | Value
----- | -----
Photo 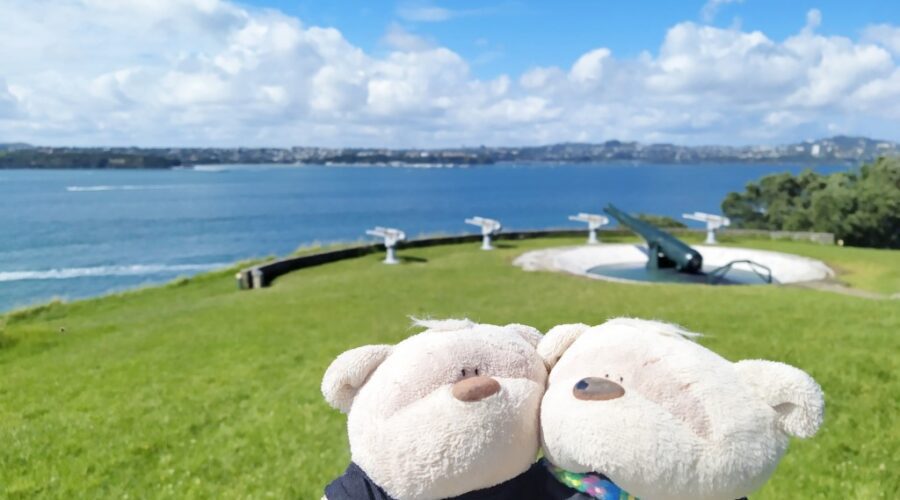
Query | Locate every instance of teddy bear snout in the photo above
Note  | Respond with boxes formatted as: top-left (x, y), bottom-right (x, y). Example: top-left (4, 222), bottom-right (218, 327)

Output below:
top-left (573, 377), bottom-right (626, 401)
top-left (451, 376), bottom-right (501, 402)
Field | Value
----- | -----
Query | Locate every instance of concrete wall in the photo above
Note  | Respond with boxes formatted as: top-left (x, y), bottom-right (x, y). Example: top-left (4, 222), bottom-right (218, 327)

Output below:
top-left (236, 230), bottom-right (584, 289)
top-left (236, 228), bottom-right (834, 290)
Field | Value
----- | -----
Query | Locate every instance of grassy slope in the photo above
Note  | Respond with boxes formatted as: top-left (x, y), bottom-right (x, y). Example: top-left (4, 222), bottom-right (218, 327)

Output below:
top-left (0, 237), bottom-right (897, 499)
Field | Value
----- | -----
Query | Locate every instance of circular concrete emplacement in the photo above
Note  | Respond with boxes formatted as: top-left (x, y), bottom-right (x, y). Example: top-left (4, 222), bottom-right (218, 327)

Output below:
top-left (514, 244), bottom-right (834, 285)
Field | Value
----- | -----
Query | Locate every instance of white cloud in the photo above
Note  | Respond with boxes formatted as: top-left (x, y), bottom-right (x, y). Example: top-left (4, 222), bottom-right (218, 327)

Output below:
top-left (519, 67), bottom-right (564, 90)
top-left (863, 24), bottom-right (900, 55)
top-left (700, 0), bottom-right (743, 23)
top-left (848, 68), bottom-right (900, 118)
top-left (397, 3), bottom-right (454, 22)
top-left (396, 1), bottom-right (495, 23)
top-left (570, 48), bottom-right (612, 85)
top-left (0, 79), bottom-right (20, 118)
top-left (472, 96), bottom-right (560, 125)
top-left (381, 24), bottom-right (435, 52)
top-left (0, 2), bottom-right (897, 146)
top-left (804, 8), bottom-right (822, 32)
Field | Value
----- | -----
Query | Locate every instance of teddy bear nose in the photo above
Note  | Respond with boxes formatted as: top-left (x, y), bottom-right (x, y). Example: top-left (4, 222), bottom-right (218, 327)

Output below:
top-left (573, 377), bottom-right (625, 401)
top-left (452, 376), bottom-right (501, 402)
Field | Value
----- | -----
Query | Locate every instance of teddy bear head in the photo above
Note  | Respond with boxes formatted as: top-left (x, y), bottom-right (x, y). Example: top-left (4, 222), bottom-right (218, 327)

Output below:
top-left (538, 318), bottom-right (824, 500)
top-left (322, 319), bottom-right (547, 500)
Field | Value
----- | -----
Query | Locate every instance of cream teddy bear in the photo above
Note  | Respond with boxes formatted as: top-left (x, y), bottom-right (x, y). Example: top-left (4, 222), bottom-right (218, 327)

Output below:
top-left (536, 318), bottom-right (825, 500)
top-left (321, 319), bottom-right (549, 500)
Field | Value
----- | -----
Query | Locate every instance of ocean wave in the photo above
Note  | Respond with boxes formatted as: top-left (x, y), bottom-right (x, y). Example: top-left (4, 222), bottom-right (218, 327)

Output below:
top-left (190, 164), bottom-right (299, 172)
top-left (191, 165), bottom-right (229, 172)
top-left (66, 185), bottom-right (182, 192)
top-left (0, 263), bottom-right (226, 282)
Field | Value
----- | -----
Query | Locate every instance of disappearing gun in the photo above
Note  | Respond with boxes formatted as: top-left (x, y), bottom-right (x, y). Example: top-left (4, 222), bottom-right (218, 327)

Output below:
top-left (604, 204), bottom-right (703, 273)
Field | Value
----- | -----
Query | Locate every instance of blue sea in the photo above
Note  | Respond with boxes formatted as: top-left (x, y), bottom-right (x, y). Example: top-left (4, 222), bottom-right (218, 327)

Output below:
top-left (1, 163), bottom-right (848, 311)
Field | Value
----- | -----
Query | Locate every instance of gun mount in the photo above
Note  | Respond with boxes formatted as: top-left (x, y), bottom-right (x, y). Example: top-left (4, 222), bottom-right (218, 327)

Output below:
top-left (683, 211), bottom-right (730, 244)
top-left (465, 216), bottom-right (502, 250)
top-left (604, 204), bottom-right (703, 274)
top-left (366, 226), bottom-right (406, 264)
top-left (568, 212), bottom-right (609, 244)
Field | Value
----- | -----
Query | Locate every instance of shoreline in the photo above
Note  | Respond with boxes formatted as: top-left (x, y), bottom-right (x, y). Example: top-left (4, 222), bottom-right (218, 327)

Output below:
top-left (0, 158), bottom-right (863, 171)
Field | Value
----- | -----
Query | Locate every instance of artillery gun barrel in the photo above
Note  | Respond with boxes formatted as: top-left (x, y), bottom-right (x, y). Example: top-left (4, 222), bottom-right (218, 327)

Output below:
top-left (604, 204), bottom-right (703, 273)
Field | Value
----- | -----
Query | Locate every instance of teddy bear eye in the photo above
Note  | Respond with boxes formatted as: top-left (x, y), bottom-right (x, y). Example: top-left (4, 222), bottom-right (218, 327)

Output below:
top-left (461, 369), bottom-right (467, 377)
top-left (619, 376), bottom-right (624, 383)
top-left (475, 368), bottom-right (480, 376)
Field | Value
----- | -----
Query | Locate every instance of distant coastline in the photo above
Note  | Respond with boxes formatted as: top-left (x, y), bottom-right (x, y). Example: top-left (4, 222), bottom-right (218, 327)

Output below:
top-left (1, 135), bottom-right (896, 169)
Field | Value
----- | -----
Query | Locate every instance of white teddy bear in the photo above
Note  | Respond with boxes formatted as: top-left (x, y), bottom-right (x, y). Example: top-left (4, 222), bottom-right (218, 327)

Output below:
top-left (536, 318), bottom-right (825, 500)
top-left (321, 319), bottom-right (549, 500)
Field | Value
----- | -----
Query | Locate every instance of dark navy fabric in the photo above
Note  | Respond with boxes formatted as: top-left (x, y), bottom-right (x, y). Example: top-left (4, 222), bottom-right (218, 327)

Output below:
top-left (324, 462), bottom-right (392, 500)
top-left (325, 461), bottom-right (750, 499)
top-left (325, 461), bottom-right (554, 500)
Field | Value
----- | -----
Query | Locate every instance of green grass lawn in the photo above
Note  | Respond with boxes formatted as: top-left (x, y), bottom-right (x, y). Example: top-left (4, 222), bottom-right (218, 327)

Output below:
top-left (1, 237), bottom-right (898, 499)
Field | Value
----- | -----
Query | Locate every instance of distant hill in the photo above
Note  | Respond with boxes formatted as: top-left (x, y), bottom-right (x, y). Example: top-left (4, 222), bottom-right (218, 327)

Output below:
top-left (492, 136), bottom-right (900, 164)
top-left (0, 148), bottom-right (180, 169)
top-left (0, 136), bottom-right (897, 168)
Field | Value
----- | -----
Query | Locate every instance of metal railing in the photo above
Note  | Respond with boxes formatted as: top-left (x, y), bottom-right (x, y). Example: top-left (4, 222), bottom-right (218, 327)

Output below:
top-left (706, 259), bottom-right (773, 285)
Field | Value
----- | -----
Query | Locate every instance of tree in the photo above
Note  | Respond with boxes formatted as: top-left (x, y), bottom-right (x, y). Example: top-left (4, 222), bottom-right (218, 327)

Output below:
top-left (635, 213), bottom-right (686, 228)
top-left (722, 157), bottom-right (900, 248)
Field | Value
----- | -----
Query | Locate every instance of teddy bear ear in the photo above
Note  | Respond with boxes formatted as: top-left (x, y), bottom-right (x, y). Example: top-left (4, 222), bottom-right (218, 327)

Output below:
top-left (537, 323), bottom-right (591, 369)
top-left (603, 317), bottom-right (700, 340)
top-left (321, 345), bottom-right (393, 413)
top-left (504, 323), bottom-right (542, 348)
top-left (734, 359), bottom-right (825, 438)
top-left (410, 317), bottom-right (475, 332)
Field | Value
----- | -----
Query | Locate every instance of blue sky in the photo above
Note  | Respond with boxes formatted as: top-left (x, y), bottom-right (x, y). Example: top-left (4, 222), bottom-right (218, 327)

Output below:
top-left (244, 0), bottom-right (900, 78)
top-left (0, 0), bottom-right (898, 147)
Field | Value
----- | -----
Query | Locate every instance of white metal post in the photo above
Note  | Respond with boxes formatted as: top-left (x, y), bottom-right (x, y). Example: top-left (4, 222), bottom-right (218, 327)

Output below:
top-left (384, 245), bottom-right (399, 264)
top-left (568, 213), bottom-right (608, 245)
top-left (481, 234), bottom-right (493, 250)
top-left (682, 212), bottom-right (729, 246)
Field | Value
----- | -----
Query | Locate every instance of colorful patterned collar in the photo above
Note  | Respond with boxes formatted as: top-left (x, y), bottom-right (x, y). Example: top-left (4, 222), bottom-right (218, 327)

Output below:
top-left (542, 459), bottom-right (638, 500)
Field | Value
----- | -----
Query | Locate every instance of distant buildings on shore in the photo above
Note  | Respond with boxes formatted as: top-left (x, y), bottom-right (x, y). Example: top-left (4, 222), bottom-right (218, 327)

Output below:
top-left (1, 135), bottom-right (896, 169)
